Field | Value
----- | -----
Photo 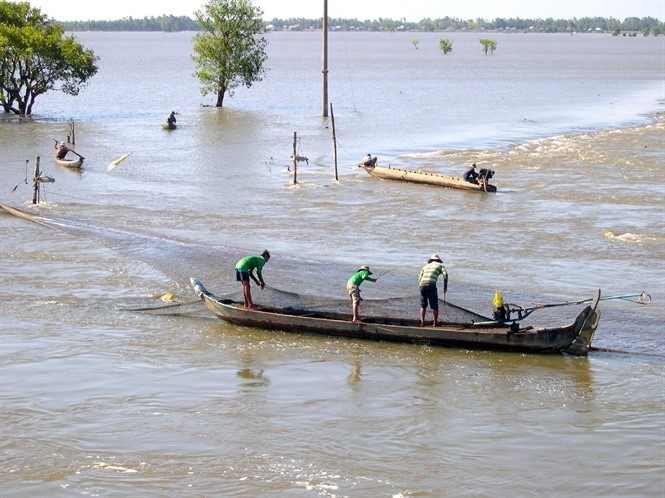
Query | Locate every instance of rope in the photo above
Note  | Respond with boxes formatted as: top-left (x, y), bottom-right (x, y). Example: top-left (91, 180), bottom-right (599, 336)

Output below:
top-left (117, 299), bottom-right (201, 312)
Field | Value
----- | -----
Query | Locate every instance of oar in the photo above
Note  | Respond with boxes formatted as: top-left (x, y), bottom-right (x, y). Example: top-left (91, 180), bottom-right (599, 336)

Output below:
top-left (108, 152), bottom-right (132, 171)
top-left (68, 149), bottom-right (85, 160)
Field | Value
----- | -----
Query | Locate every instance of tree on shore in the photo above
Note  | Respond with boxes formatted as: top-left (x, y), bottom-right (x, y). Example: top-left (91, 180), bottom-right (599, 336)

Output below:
top-left (0, 1), bottom-right (98, 115)
top-left (192, 0), bottom-right (267, 108)
top-left (479, 38), bottom-right (497, 54)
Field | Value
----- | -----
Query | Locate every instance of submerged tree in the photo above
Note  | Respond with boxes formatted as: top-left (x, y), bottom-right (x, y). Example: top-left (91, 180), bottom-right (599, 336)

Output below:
top-left (0, 1), bottom-right (98, 115)
top-left (192, 0), bottom-right (267, 108)
top-left (479, 38), bottom-right (498, 54)
top-left (438, 38), bottom-right (453, 54)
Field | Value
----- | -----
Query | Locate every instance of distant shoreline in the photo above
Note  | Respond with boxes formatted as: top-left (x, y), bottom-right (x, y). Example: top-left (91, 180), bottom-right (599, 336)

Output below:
top-left (57, 15), bottom-right (664, 35)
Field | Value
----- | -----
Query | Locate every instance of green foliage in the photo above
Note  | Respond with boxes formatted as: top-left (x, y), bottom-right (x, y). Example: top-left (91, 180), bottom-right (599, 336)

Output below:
top-left (49, 11), bottom-right (664, 35)
top-left (192, 0), bottom-right (267, 108)
top-left (265, 16), bottom-right (663, 35)
top-left (438, 38), bottom-right (453, 54)
top-left (57, 15), bottom-right (200, 32)
top-left (0, 1), bottom-right (98, 115)
top-left (479, 38), bottom-right (497, 54)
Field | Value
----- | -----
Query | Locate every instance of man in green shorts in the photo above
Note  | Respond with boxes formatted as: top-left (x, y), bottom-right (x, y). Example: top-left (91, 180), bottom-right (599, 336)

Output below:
top-left (418, 254), bottom-right (448, 327)
top-left (346, 265), bottom-right (377, 323)
top-left (235, 250), bottom-right (270, 309)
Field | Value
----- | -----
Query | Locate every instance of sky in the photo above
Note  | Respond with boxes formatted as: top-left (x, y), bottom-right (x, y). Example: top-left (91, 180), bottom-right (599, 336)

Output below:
top-left (27, 0), bottom-right (665, 23)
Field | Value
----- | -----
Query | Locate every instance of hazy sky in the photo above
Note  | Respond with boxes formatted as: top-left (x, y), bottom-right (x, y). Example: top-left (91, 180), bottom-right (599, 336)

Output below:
top-left (29, 0), bottom-right (665, 22)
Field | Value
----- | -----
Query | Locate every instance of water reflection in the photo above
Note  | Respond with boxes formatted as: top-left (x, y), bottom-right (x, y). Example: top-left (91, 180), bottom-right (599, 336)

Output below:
top-left (236, 367), bottom-right (270, 388)
top-left (347, 357), bottom-right (361, 385)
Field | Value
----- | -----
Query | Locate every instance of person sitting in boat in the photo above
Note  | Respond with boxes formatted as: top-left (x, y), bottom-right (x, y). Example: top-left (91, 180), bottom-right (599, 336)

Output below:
top-left (418, 254), bottom-right (448, 327)
top-left (54, 141), bottom-right (69, 160)
top-left (346, 265), bottom-right (377, 323)
top-left (362, 153), bottom-right (378, 167)
top-left (167, 111), bottom-right (177, 127)
top-left (234, 250), bottom-right (270, 309)
top-left (463, 163), bottom-right (479, 183)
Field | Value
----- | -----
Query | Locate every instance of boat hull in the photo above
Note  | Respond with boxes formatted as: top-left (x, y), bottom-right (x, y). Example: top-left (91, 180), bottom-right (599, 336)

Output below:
top-left (191, 279), bottom-right (599, 355)
top-left (55, 157), bottom-right (84, 168)
top-left (358, 164), bottom-right (497, 192)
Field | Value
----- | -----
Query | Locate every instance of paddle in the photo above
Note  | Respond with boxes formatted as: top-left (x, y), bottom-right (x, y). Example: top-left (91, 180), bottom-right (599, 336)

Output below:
top-left (68, 149), bottom-right (85, 160)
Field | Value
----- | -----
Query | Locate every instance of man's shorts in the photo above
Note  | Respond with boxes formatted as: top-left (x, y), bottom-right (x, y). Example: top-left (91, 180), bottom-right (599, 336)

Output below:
top-left (236, 270), bottom-right (250, 282)
top-left (420, 284), bottom-right (439, 310)
top-left (347, 283), bottom-right (361, 305)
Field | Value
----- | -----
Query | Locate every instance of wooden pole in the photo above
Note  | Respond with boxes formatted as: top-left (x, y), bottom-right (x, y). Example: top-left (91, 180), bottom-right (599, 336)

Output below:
top-left (330, 103), bottom-right (338, 181)
top-left (70, 121), bottom-right (75, 145)
top-left (292, 131), bottom-right (298, 185)
top-left (322, 0), bottom-right (328, 117)
top-left (32, 156), bottom-right (40, 204)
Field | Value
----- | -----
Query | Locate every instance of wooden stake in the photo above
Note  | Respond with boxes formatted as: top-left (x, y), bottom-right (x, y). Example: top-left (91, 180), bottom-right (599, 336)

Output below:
top-left (32, 156), bottom-right (40, 204)
top-left (322, 0), bottom-right (329, 117)
top-left (292, 131), bottom-right (298, 185)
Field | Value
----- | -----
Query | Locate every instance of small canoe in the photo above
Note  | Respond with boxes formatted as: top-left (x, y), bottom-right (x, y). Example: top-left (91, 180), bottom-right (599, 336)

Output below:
top-left (358, 164), bottom-right (497, 192)
top-left (162, 122), bottom-right (177, 130)
top-left (55, 156), bottom-right (84, 168)
top-left (191, 279), bottom-right (600, 355)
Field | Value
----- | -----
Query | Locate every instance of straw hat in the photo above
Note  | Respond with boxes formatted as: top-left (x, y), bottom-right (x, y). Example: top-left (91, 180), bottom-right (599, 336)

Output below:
top-left (358, 265), bottom-right (372, 274)
top-left (428, 254), bottom-right (442, 263)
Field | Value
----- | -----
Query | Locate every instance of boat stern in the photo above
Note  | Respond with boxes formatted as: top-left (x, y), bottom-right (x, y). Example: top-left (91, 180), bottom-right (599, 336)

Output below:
top-left (563, 290), bottom-right (602, 356)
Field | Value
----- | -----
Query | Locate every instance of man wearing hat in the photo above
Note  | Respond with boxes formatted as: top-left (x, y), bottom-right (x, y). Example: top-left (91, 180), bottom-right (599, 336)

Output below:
top-left (346, 265), bottom-right (377, 323)
top-left (418, 254), bottom-right (448, 326)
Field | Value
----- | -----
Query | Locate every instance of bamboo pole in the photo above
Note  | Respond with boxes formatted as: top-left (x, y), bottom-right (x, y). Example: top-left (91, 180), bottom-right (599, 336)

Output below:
top-left (292, 131), bottom-right (298, 185)
top-left (32, 156), bottom-right (40, 204)
top-left (321, 0), bottom-right (328, 117)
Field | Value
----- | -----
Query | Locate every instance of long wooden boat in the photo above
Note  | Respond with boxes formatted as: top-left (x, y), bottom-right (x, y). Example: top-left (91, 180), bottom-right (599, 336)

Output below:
top-left (191, 279), bottom-right (600, 356)
top-left (55, 156), bottom-right (84, 168)
top-left (358, 164), bottom-right (497, 192)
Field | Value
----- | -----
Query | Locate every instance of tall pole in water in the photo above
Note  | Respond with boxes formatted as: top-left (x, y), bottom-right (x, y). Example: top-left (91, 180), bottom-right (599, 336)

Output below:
top-left (322, 0), bottom-right (329, 117)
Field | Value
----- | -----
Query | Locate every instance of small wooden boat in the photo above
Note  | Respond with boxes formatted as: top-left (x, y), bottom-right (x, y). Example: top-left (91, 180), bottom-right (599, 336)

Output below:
top-left (55, 156), bottom-right (84, 168)
top-left (358, 164), bottom-right (497, 192)
top-left (162, 122), bottom-right (177, 130)
top-left (191, 279), bottom-right (600, 355)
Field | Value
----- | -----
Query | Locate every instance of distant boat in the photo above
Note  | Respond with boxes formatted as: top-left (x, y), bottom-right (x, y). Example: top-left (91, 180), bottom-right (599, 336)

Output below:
top-left (162, 121), bottom-right (177, 130)
top-left (358, 163), bottom-right (497, 192)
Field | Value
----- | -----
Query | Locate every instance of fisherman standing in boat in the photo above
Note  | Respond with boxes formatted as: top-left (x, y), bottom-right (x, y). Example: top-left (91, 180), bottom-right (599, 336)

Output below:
top-left (463, 163), bottom-right (479, 183)
top-left (54, 141), bottom-right (69, 159)
top-left (347, 265), bottom-right (377, 323)
top-left (418, 254), bottom-right (448, 327)
top-left (234, 250), bottom-right (270, 309)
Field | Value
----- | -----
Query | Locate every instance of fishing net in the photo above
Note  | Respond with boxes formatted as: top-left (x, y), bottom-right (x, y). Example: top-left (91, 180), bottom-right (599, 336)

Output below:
top-left (248, 285), bottom-right (489, 323)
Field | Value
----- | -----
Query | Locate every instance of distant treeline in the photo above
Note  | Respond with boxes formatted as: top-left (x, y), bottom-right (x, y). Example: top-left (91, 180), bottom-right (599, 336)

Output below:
top-left (57, 15), bottom-right (200, 32)
top-left (58, 15), bottom-right (664, 36)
